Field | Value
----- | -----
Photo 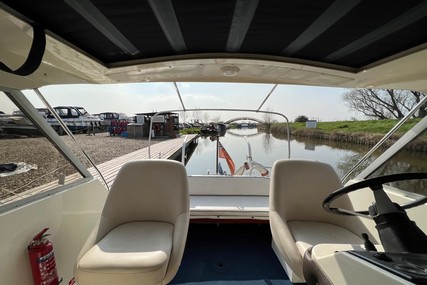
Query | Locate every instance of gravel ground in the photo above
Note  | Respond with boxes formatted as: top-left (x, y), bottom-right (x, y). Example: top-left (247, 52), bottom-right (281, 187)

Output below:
top-left (61, 133), bottom-right (166, 164)
top-left (0, 133), bottom-right (166, 200)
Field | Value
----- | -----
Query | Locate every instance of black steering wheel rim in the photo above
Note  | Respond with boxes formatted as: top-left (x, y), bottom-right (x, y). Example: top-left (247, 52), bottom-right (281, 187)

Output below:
top-left (323, 173), bottom-right (427, 216)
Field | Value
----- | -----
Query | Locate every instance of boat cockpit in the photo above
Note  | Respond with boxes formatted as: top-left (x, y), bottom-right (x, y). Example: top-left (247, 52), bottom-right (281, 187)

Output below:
top-left (1, 1), bottom-right (427, 285)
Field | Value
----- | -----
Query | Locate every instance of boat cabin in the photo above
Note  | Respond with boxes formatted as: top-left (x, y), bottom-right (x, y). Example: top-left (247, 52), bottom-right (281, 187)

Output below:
top-left (45, 106), bottom-right (102, 134)
top-left (134, 112), bottom-right (180, 138)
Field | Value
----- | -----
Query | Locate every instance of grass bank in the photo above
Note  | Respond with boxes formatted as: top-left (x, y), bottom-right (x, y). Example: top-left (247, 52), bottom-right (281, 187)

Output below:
top-left (271, 119), bottom-right (427, 150)
top-left (285, 119), bottom-right (420, 134)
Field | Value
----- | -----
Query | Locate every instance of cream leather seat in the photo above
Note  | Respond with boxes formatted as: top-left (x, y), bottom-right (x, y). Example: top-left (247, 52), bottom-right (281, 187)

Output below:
top-left (75, 159), bottom-right (189, 285)
top-left (269, 159), bottom-right (368, 283)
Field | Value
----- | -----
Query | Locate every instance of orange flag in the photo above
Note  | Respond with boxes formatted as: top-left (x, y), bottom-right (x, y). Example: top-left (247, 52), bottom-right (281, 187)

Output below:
top-left (218, 141), bottom-right (235, 175)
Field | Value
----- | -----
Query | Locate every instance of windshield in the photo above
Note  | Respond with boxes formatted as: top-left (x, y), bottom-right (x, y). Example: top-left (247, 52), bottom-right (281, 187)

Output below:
top-left (76, 107), bottom-right (89, 116)
top-left (1, 82), bottom-right (425, 204)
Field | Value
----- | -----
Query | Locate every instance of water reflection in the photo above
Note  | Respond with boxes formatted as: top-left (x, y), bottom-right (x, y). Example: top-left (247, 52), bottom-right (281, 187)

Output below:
top-left (185, 128), bottom-right (427, 196)
top-left (187, 128), bottom-right (363, 177)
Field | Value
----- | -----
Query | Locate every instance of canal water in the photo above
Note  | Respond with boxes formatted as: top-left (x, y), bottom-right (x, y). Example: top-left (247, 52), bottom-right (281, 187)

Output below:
top-left (185, 128), bottom-right (427, 196)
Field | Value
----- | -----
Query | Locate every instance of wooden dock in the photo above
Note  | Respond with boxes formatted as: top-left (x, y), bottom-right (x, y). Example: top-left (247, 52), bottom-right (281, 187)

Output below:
top-left (90, 134), bottom-right (198, 188)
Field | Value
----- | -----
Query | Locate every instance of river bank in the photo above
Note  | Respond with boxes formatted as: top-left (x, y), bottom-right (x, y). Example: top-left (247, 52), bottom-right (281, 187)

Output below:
top-left (183, 119), bottom-right (427, 151)
top-left (269, 122), bottom-right (427, 152)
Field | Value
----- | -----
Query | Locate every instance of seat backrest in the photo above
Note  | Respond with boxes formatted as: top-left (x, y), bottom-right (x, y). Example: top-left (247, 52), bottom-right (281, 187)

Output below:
top-left (270, 159), bottom-right (352, 225)
top-left (97, 159), bottom-right (189, 241)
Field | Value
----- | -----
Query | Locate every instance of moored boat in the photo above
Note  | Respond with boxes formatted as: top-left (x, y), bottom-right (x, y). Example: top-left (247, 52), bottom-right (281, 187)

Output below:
top-left (46, 106), bottom-right (102, 135)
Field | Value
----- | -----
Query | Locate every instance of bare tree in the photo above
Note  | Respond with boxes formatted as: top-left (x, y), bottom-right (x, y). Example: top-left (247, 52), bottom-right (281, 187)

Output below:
top-left (211, 115), bottom-right (221, 123)
top-left (263, 106), bottom-right (274, 124)
top-left (192, 108), bottom-right (203, 124)
top-left (261, 106), bottom-right (274, 130)
top-left (412, 91), bottom-right (427, 118)
top-left (343, 89), bottom-right (426, 119)
top-left (180, 111), bottom-right (188, 123)
top-left (203, 112), bottom-right (210, 124)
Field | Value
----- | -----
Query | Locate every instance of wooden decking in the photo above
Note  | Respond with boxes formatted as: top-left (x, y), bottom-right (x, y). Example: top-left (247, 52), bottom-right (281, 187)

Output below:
top-left (90, 134), bottom-right (198, 188)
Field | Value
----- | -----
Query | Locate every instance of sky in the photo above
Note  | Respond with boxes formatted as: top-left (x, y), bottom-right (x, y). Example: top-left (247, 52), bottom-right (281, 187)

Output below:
top-left (1, 82), bottom-right (364, 122)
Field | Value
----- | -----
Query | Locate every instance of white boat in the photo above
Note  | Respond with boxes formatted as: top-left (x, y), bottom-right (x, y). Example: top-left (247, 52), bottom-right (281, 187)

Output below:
top-left (1, 2), bottom-right (427, 285)
top-left (0, 112), bottom-right (39, 136)
top-left (0, 109), bottom-right (48, 136)
top-left (46, 106), bottom-right (103, 135)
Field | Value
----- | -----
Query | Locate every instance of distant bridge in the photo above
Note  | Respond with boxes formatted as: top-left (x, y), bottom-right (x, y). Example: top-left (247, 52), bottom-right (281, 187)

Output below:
top-left (226, 130), bottom-right (261, 138)
top-left (225, 117), bottom-right (265, 124)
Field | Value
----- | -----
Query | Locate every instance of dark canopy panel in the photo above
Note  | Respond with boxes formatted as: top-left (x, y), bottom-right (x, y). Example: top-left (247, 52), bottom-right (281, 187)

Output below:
top-left (2, 0), bottom-right (427, 70)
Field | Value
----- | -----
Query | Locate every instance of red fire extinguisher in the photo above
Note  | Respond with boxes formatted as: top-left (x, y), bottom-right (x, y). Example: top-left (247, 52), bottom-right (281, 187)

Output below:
top-left (28, 228), bottom-right (61, 285)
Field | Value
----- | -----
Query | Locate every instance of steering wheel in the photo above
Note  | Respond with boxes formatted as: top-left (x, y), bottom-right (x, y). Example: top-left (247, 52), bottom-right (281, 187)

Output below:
top-left (323, 173), bottom-right (427, 217)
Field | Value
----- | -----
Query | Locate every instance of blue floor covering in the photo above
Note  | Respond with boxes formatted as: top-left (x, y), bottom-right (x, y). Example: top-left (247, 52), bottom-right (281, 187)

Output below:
top-left (174, 280), bottom-right (292, 285)
top-left (170, 223), bottom-right (293, 285)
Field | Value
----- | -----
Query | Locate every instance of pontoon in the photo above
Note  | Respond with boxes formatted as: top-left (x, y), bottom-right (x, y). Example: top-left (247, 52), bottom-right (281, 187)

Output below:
top-left (1, 1), bottom-right (427, 285)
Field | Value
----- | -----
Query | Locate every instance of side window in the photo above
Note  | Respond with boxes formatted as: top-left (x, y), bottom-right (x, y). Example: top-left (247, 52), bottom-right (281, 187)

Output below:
top-left (56, 108), bottom-right (67, 116)
top-left (367, 125), bottom-right (427, 197)
top-left (0, 93), bottom-right (85, 207)
top-left (342, 96), bottom-right (427, 198)
top-left (70, 108), bottom-right (79, 117)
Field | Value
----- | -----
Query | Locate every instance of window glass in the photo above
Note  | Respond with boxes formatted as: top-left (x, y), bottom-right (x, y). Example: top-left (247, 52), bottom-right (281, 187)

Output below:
top-left (367, 126), bottom-right (427, 196)
top-left (350, 97), bottom-right (427, 196)
top-left (57, 108), bottom-right (66, 116)
top-left (70, 108), bottom-right (79, 117)
top-left (0, 93), bottom-right (85, 206)
top-left (77, 108), bottom-right (88, 116)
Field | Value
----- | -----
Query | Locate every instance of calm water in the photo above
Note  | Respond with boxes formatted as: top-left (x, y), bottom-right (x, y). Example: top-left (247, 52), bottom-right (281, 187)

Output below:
top-left (186, 128), bottom-right (366, 177)
top-left (185, 128), bottom-right (427, 195)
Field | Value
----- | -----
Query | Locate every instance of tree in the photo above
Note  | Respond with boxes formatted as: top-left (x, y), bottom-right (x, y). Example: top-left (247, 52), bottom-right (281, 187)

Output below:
top-left (263, 106), bottom-right (274, 125)
top-left (261, 106), bottom-right (274, 130)
top-left (295, 115), bottom-right (309, 122)
top-left (180, 111), bottom-right (188, 123)
top-left (343, 89), bottom-right (426, 119)
top-left (211, 115), bottom-right (221, 123)
top-left (203, 112), bottom-right (210, 124)
top-left (192, 108), bottom-right (203, 124)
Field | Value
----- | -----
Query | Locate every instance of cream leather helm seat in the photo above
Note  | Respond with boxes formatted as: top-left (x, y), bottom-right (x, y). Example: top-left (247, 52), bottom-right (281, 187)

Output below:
top-left (269, 159), bottom-right (371, 283)
top-left (75, 159), bottom-right (189, 285)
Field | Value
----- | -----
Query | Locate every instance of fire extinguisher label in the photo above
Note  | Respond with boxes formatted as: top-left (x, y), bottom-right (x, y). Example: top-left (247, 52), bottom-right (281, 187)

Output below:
top-left (38, 250), bottom-right (54, 263)
top-left (37, 249), bottom-right (58, 284)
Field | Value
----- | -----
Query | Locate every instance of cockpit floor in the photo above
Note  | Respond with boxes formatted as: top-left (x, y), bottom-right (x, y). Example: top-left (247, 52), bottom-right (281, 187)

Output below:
top-left (171, 222), bottom-right (292, 285)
